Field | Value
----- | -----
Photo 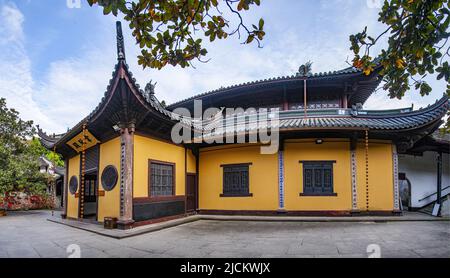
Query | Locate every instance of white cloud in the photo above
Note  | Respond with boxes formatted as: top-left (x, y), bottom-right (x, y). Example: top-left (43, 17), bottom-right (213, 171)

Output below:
top-left (0, 1), bottom-right (447, 135)
top-left (0, 2), bottom-right (24, 44)
top-left (33, 52), bottom-right (115, 133)
top-left (124, 0), bottom-right (388, 105)
top-left (0, 3), bottom-right (54, 131)
top-left (0, 3), bottom-right (117, 134)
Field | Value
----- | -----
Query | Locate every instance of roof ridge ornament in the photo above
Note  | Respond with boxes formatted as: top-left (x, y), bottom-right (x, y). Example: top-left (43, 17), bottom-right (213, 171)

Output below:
top-left (297, 61), bottom-right (313, 77)
top-left (116, 21), bottom-right (126, 61)
top-left (145, 80), bottom-right (156, 97)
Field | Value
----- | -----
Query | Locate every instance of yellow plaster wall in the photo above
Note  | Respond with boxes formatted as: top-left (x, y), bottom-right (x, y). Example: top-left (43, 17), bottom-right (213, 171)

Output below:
top-left (198, 145), bottom-right (278, 210)
top-left (66, 154), bottom-right (80, 219)
top-left (133, 135), bottom-right (186, 197)
top-left (187, 148), bottom-right (197, 174)
top-left (193, 139), bottom-right (395, 212)
top-left (284, 139), bottom-right (352, 211)
top-left (356, 141), bottom-right (394, 211)
top-left (97, 137), bottom-right (121, 222)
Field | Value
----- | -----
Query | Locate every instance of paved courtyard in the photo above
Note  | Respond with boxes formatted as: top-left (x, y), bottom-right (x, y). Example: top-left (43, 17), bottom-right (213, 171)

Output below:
top-left (0, 210), bottom-right (449, 258)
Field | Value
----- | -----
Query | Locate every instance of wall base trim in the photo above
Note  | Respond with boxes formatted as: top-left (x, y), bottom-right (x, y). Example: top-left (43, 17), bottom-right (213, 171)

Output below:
top-left (133, 214), bottom-right (186, 228)
top-left (350, 209), bottom-right (360, 215)
top-left (199, 209), bottom-right (401, 216)
top-left (350, 210), bottom-right (402, 216)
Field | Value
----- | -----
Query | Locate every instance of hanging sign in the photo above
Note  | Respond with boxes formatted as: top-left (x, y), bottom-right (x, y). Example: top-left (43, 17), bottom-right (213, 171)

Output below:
top-left (66, 129), bottom-right (99, 152)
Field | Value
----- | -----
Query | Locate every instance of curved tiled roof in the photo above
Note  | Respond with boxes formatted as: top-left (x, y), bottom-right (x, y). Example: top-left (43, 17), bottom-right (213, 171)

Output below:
top-left (37, 20), bottom-right (196, 151)
top-left (38, 22), bottom-right (446, 151)
top-left (38, 60), bottom-right (177, 150)
top-left (166, 63), bottom-right (378, 109)
top-left (199, 95), bottom-right (449, 136)
top-left (37, 126), bottom-right (65, 149)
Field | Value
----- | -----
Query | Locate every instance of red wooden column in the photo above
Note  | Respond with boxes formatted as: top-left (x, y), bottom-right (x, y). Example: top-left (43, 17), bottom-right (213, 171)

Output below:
top-left (282, 86), bottom-right (289, 111)
top-left (61, 158), bottom-right (69, 219)
top-left (117, 122), bottom-right (135, 229)
top-left (342, 94), bottom-right (348, 108)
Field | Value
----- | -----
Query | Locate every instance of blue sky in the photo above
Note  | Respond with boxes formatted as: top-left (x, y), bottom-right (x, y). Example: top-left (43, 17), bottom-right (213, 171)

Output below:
top-left (0, 0), bottom-right (447, 133)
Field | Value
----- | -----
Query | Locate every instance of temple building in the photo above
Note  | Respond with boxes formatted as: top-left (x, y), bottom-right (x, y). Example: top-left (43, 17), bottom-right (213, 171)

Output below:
top-left (39, 22), bottom-right (449, 229)
top-left (38, 156), bottom-right (65, 208)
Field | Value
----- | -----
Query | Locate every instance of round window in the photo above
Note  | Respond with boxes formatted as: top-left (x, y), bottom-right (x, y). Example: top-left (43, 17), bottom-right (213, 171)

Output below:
top-left (101, 165), bottom-right (118, 191)
top-left (69, 176), bottom-right (78, 195)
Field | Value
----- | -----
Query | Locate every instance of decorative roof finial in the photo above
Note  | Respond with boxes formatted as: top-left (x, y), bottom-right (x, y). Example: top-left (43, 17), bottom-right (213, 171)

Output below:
top-left (297, 61), bottom-right (313, 77)
top-left (145, 80), bottom-right (157, 97)
top-left (116, 21), bottom-right (126, 61)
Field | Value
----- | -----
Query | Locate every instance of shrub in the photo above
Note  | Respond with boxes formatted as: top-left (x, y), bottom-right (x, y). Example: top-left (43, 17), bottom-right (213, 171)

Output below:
top-left (1, 192), bottom-right (54, 211)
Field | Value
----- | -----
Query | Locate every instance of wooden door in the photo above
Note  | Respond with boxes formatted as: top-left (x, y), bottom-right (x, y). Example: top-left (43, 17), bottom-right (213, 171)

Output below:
top-left (83, 174), bottom-right (98, 218)
top-left (83, 176), bottom-right (97, 203)
top-left (186, 174), bottom-right (197, 212)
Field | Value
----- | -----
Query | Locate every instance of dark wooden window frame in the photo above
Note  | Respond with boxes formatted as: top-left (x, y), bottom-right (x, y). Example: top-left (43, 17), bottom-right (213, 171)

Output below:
top-left (69, 175), bottom-right (78, 195)
top-left (220, 163), bottom-right (253, 197)
top-left (299, 160), bottom-right (337, 196)
top-left (101, 165), bottom-right (118, 191)
top-left (83, 175), bottom-right (97, 202)
top-left (148, 159), bottom-right (176, 199)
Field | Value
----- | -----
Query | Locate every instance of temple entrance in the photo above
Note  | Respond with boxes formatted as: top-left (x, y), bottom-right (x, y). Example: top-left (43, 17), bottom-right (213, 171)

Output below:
top-left (83, 174), bottom-right (98, 219)
top-left (186, 174), bottom-right (198, 212)
top-left (55, 179), bottom-right (63, 208)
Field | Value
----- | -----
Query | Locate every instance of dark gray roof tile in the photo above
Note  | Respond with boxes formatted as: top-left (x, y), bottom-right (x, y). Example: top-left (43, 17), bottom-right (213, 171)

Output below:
top-left (199, 96), bottom-right (449, 135)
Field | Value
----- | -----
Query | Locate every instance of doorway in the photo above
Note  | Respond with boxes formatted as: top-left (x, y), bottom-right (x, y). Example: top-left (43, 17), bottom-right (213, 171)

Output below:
top-left (186, 174), bottom-right (198, 212)
top-left (399, 173), bottom-right (411, 210)
top-left (83, 174), bottom-right (98, 219)
top-left (56, 179), bottom-right (63, 208)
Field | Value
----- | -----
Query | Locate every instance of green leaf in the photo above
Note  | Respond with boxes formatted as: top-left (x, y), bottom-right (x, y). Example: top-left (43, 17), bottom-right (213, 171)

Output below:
top-left (103, 5), bottom-right (112, 15)
top-left (419, 82), bottom-right (432, 96)
top-left (87, 0), bottom-right (267, 70)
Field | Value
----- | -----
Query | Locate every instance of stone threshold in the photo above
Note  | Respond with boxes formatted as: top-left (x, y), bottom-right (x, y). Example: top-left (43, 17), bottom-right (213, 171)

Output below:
top-left (47, 212), bottom-right (449, 239)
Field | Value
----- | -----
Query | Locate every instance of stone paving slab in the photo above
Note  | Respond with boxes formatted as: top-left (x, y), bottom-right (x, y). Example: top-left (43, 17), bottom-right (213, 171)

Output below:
top-left (47, 215), bottom-right (200, 239)
top-left (48, 211), bottom-right (449, 239)
top-left (1, 210), bottom-right (449, 258)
